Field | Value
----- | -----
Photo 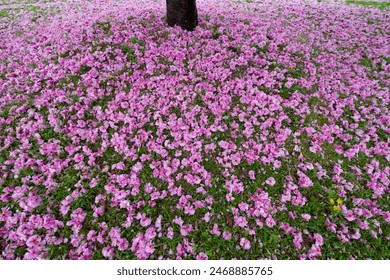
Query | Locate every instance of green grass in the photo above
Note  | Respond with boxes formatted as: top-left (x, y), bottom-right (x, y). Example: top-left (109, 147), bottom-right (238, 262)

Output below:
top-left (0, 10), bottom-right (9, 18)
top-left (346, 0), bottom-right (390, 9)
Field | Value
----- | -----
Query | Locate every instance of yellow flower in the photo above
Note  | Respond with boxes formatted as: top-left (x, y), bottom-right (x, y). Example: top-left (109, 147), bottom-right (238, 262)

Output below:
top-left (337, 198), bottom-right (343, 205)
top-left (109, 75), bottom-right (114, 79)
top-left (333, 205), bottom-right (340, 211)
top-left (329, 198), bottom-right (335, 205)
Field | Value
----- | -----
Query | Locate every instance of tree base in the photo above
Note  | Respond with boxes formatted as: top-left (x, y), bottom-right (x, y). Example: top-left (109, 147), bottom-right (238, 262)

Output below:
top-left (166, 0), bottom-right (198, 31)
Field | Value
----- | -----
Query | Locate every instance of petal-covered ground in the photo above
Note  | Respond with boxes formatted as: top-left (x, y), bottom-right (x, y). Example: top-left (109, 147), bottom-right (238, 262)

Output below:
top-left (0, 0), bottom-right (389, 260)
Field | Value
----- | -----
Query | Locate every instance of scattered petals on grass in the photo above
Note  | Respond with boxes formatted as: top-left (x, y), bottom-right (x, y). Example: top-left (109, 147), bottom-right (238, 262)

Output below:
top-left (0, 0), bottom-right (389, 260)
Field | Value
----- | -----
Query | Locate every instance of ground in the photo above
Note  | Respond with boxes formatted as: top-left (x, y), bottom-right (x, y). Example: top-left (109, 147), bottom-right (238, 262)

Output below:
top-left (0, 0), bottom-right (389, 260)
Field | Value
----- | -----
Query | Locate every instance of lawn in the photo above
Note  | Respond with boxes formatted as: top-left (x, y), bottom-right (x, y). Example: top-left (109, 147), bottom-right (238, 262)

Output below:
top-left (346, 0), bottom-right (390, 10)
top-left (0, 0), bottom-right (389, 260)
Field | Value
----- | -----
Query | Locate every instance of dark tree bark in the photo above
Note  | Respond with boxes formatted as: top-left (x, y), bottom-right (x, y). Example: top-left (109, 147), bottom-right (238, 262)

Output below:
top-left (166, 0), bottom-right (198, 31)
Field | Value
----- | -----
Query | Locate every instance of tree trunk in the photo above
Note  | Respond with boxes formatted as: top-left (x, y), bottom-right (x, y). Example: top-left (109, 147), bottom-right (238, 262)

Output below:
top-left (166, 0), bottom-right (198, 31)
